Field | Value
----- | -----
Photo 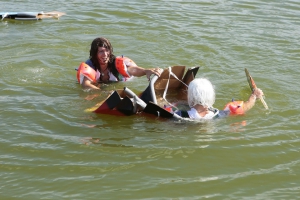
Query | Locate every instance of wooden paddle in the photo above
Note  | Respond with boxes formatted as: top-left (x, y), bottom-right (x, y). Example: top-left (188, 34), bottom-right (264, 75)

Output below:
top-left (245, 68), bottom-right (268, 110)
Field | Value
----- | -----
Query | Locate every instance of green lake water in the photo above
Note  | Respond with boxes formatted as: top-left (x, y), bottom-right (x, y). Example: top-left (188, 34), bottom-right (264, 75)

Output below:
top-left (1, 0), bottom-right (300, 199)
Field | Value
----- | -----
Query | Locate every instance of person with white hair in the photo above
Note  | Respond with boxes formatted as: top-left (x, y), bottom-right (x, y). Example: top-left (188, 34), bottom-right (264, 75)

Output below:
top-left (175, 78), bottom-right (264, 120)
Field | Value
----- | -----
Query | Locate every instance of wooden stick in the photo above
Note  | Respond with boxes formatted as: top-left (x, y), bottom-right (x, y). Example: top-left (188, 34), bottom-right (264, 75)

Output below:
top-left (245, 68), bottom-right (268, 110)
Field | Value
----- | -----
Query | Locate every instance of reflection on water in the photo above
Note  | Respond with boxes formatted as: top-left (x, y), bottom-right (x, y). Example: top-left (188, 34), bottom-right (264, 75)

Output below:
top-left (80, 137), bottom-right (134, 147)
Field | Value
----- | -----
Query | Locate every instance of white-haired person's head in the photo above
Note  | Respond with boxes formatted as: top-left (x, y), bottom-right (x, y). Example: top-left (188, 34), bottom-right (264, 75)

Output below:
top-left (188, 78), bottom-right (215, 109)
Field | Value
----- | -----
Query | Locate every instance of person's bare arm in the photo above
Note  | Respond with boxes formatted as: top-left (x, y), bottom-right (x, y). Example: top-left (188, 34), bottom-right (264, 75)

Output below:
top-left (81, 76), bottom-right (100, 90)
top-left (128, 66), bottom-right (162, 80)
top-left (243, 88), bottom-right (264, 112)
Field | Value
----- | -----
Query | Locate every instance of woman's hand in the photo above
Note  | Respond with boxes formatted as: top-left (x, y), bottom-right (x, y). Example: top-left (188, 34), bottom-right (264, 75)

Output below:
top-left (253, 88), bottom-right (264, 99)
top-left (81, 76), bottom-right (100, 90)
top-left (145, 68), bottom-right (163, 81)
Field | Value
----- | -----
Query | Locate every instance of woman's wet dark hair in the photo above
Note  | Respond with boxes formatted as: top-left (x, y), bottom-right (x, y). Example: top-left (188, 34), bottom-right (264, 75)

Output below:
top-left (89, 37), bottom-right (120, 81)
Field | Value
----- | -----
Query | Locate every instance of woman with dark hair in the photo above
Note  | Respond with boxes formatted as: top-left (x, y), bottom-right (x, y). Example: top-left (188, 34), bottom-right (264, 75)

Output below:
top-left (77, 37), bottom-right (162, 90)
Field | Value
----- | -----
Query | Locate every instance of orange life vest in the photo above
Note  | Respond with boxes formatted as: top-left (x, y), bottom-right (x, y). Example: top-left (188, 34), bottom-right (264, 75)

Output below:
top-left (77, 62), bottom-right (97, 84)
top-left (77, 56), bottom-right (134, 84)
top-left (223, 100), bottom-right (245, 115)
top-left (115, 56), bottom-right (133, 78)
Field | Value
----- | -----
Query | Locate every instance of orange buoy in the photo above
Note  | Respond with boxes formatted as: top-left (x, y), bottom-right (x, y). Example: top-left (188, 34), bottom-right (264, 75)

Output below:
top-left (224, 100), bottom-right (245, 115)
top-left (77, 62), bottom-right (97, 84)
top-left (115, 56), bottom-right (133, 78)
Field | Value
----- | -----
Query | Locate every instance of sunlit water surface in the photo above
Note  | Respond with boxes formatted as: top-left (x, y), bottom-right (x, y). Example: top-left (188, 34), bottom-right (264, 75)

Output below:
top-left (1, 0), bottom-right (300, 199)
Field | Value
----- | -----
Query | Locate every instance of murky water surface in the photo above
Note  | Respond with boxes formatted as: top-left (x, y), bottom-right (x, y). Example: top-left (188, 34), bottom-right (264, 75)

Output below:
top-left (1, 0), bottom-right (300, 199)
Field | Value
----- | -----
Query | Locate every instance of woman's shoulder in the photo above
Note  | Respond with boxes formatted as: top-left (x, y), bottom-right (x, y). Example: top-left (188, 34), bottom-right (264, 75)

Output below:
top-left (85, 59), bottom-right (96, 70)
top-left (175, 107), bottom-right (221, 120)
top-left (115, 56), bottom-right (137, 67)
